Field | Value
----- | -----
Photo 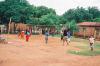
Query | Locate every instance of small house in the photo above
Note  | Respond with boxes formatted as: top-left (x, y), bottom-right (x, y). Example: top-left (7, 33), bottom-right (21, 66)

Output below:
top-left (33, 25), bottom-right (56, 34)
top-left (75, 22), bottom-right (100, 40)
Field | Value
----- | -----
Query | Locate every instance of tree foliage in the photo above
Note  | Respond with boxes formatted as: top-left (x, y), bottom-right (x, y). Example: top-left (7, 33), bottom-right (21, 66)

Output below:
top-left (0, 0), bottom-right (100, 33)
top-left (62, 7), bottom-right (100, 23)
top-left (0, 0), bottom-right (32, 23)
top-left (0, 0), bottom-right (58, 25)
top-left (40, 13), bottom-right (59, 25)
top-left (88, 7), bottom-right (100, 19)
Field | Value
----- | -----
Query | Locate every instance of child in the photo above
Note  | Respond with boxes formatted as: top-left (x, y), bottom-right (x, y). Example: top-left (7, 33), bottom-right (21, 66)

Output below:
top-left (62, 29), bottom-right (68, 46)
top-left (45, 30), bottom-right (49, 44)
top-left (67, 29), bottom-right (71, 45)
top-left (60, 30), bottom-right (63, 40)
top-left (26, 30), bottom-right (30, 42)
top-left (21, 30), bottom-right (25, 39)
top-left (89, 35), bottom-right (95, 51)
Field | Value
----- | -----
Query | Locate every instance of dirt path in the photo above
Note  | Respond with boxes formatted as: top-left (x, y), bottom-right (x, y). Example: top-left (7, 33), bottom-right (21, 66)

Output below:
top-left (0, 35), bottom-right (100, 66)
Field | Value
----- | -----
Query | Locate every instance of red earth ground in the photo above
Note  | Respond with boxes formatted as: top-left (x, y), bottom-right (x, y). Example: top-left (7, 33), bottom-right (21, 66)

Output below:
top-left (0, 34), bottom-right (100, 66)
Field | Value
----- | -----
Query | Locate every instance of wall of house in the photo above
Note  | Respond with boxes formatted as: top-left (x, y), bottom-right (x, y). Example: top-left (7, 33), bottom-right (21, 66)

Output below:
top-left (32, 25), bottom-right (56, 34)
top-left (8, 22), bottom-right (30, 33)
top-left (75, 26), bottom-right (100, 40)
top-left (76, 26), bottom-right (95, 36)
top-left (95, 27), bottom-right (100, 40)
top-left (83, 26), bottom-right (95, 36)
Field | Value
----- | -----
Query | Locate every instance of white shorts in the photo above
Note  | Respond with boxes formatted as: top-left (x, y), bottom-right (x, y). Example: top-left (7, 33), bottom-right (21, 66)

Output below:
top-left (67, 38), bottom-right (70, 42)
top-left (63, 36), bottom-right (67, 40)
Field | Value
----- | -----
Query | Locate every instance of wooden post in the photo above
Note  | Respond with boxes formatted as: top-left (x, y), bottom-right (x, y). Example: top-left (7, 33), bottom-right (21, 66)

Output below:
top-left (83, 28), bottom-right (86, 38)
top-left (94, 29), bottom-right (96, 39)
top-left (8, 17), bottom-right (11, 34)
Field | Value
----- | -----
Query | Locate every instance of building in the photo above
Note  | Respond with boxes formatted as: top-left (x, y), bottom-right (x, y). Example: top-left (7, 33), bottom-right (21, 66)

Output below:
top-left (33, 25), bottom-right (56, 34)
top-left (75, 22), bottom-right (100, 40)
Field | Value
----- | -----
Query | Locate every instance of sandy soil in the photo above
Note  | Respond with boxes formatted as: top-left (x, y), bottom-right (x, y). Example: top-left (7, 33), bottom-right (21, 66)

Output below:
top-left (0, 34), bottom-right (100, 66)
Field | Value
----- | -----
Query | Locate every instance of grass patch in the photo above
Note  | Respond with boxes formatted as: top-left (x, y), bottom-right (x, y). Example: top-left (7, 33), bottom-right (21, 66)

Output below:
top-left (71, 37), bottom-right (88, 43)
top-left (94, 43), bottom-right (100, 49)
top-left (68, 43), bottom-right (100, 56)
top-left (67, 50), bottom-right (100, 56)
top-left (75, 45), bottom-right (88, 49)
top-left (53, 34), bottom-right (100, 56)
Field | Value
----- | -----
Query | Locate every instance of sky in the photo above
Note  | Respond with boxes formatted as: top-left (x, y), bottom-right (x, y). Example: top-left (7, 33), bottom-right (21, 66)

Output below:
top-left (0, 0), bottom-right (100, 15)
top-left (27, 0), bottom-right (100, 15)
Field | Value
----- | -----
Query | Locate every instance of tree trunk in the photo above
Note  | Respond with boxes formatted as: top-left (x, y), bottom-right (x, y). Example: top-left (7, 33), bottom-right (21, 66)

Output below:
top-left (8, 18), bottom-right (11, 34)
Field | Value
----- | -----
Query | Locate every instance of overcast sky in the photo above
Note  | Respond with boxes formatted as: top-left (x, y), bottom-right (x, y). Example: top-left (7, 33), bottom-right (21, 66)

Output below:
top-left (27, 0), bottom-right (100, 15)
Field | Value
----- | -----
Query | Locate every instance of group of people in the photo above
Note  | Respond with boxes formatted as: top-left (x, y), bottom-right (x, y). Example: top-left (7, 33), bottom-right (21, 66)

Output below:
top-left (61, 28), bottom-right (95, 51)
top-left (17, 28), bottom-right (95, 51)
top-left (44, 28), bottom-right (71, 45)
top-left (18, 30), bottom-right (31, 42)
top-left (61, 28), bottom-right (71, 46)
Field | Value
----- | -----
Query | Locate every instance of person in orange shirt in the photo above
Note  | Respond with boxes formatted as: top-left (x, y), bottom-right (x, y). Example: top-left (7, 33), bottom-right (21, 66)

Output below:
top-left (21, 30), bottom-right (25, 39)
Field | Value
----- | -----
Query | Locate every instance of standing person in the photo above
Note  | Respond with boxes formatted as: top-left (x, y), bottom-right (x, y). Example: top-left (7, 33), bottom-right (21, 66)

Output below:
top-left (89, 35), bottom-right (95, 51)
top-left (21, 30), bottom-right (25, 39)
top-left (45, 30), bottom-right (49, 44)
top-left (67, 29), bottom-right (71, 45)
top-left (26, 30), bottom-right (30, 42)
top-left (60, 30), bottom-right (63, 40)
top-left (62, 29), bottom-right (68, 46)
top-left (60, 27), bottom-right (65, 41)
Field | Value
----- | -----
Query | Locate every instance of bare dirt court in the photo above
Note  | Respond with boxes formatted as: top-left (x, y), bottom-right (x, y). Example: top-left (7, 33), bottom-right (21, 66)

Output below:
top-left (0, 34), bottom-right (100, 66)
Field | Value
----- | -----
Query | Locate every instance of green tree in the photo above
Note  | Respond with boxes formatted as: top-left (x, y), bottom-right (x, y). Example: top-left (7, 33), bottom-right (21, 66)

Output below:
top-left (40, 13), bottom-right (59, 25)
top-left (0, 0), bottom-right (34, 23)
top-left (58, 16), bottom-right (68, 24)
top-left (27, 6), bottom-right (56, 25)
top-left (92, 18), bottom-right (100, 22)
top-left (88, 7), bottom-right (100, 19)
top-left (65, 20), bottom-right (78, 35)
top-left (34, 6), bottom-right (56, 18)
top-left (74, 7), bottom-right (92, 22)
top-left (62, 9), bottom-right (75, 22)
top-left (62, 7), bottom-right (93, 23)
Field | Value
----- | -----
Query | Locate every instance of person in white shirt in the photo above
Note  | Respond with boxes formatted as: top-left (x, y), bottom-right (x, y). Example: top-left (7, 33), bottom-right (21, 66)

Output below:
top-left (89, 35), bottom-right (95, 51)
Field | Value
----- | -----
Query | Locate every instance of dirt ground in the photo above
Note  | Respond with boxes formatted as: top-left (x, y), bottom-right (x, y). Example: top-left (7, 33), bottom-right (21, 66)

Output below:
top-left (0, 34), bottom-right (100, 66)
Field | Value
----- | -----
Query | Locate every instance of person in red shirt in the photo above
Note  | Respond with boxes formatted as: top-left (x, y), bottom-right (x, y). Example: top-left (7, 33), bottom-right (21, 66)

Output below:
top-left (25, 30), bottom-right (30, 42)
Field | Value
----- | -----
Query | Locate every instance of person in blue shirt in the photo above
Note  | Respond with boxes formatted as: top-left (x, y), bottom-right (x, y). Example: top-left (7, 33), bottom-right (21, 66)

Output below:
top-left (67, 29), bottom-right (71, 45)
top-left (45, 30), bottom-right (49, 44)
